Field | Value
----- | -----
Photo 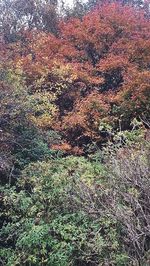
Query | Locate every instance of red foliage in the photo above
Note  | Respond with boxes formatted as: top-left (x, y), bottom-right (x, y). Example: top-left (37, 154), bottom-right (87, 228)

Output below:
top-left (3, 2), bottom-right (150, 148)
top-left (61, 91), bottom-right (111, 140)
top-left (51, 143), bottom-right (83, 155)
top-left (116, 68), bottom-right (150, 116)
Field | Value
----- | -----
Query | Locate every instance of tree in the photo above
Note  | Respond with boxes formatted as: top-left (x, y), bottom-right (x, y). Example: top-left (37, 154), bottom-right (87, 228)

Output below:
top-left (2, 2), bottom-right (150, 149)
top-left (0, 0), bottom-right (59, 43)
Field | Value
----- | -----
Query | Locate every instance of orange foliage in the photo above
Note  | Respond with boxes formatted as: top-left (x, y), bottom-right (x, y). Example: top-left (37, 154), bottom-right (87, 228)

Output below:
top-left (60, 91), bottom-right (111, 140)
top-left (51, 143), bottom-right (83, 155)
top-left (3, 2), bottom-right (150, 149)
top-left (116, 68), bottom-right (150, 115)
top-left (9, 3), bottom-right (150, 87)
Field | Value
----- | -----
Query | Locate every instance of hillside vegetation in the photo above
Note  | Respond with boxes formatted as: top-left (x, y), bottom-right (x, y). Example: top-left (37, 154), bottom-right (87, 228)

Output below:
top-left (0, 0), bottom-right (150, 265)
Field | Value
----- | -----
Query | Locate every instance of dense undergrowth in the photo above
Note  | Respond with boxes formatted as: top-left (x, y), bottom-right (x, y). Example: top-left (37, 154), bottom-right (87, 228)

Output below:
top-left (0, 134), bottom-right (150, 265)
top-left (0, 0), bottom-right (150, 265)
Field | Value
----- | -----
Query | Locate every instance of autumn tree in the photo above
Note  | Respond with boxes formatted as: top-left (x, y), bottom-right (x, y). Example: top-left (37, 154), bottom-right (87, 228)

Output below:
top-left (57, 2), bottom-right (150, 146)
top-left (2, 1), bottom-right (150, 151)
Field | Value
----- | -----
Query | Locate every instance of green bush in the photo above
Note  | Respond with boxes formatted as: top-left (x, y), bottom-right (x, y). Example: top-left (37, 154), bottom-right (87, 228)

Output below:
top-left (0, 157), bottom-right (123, 265)
top-left (0, 142), bottom-right (149, 265)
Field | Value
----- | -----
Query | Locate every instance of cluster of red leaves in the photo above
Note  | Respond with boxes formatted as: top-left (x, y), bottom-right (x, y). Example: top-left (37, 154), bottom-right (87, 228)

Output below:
top-left (116, 68), bottom-right (150, 116)
top-left (3, 2), bottom-right (150, 150)
top-left (61, 91), bottom-right (110, 140)
top-left (51, 142), bottom-right (84, 155)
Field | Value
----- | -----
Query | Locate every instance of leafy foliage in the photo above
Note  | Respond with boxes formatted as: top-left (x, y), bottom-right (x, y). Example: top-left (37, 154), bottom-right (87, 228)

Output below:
top-left (3, 1), bottom-right (149, 148)
top-left (0, 157), bottom-right (106, 265)
top-left (1, 140), bottom-right (149, 265)
top-left (0, 1), bottom-right (150, 265)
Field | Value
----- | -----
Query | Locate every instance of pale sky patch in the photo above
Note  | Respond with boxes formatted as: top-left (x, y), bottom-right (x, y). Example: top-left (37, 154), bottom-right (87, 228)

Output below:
top-left (63, 0), bottom-right (87, 7)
